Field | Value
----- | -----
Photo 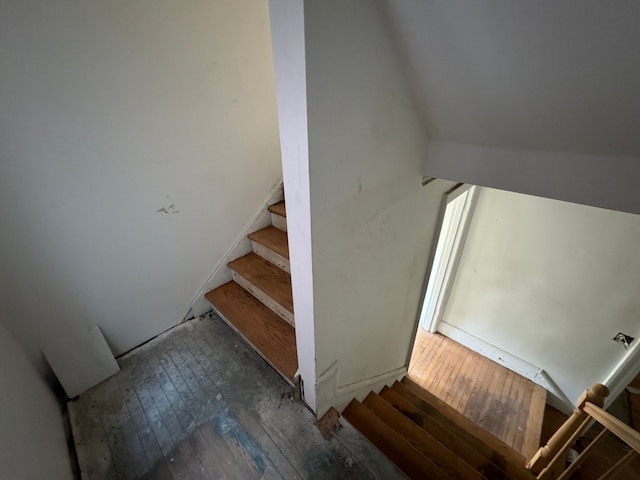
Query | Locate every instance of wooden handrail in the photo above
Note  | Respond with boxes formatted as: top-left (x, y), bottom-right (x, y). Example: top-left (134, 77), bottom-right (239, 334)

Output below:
top-left (527, 383), bottom-right (640, 480)
top-left (526, 383), bottom-right (609, 475)
top-left (556, 427), bottom-right (609, 480)
top-left (583, 402), bottom-right (640, 453)
top-left (537, 416), bottom-right (591, 480)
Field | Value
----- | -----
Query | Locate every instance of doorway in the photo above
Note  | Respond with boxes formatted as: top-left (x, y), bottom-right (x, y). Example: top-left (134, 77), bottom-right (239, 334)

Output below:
top-left (419, 183), bottom-right (479, 333)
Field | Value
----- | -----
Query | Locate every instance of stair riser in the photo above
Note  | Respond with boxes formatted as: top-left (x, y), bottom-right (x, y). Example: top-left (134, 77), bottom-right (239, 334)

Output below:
top-left (251, 241), bottom-right (290, 273)
top-left (232, 272), bottom-right (295, 327)
top-left (271, 213), bottom-right (287, 232)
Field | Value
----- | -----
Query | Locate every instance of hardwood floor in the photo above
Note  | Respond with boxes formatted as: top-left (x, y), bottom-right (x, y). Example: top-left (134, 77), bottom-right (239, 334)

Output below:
top-left (408, 328), bottom-right (546, 460)
top-left (69, 313), bottom-right (404, 480)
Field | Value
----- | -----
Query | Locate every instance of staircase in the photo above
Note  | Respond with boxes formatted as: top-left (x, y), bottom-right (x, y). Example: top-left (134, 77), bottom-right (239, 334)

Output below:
top-left (204, 201), bottom-right (298, 384)
top-left (343, 377), bottom-right (537, 480)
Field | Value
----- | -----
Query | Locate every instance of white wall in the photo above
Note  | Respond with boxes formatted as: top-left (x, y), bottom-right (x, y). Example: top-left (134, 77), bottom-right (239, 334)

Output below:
top-left (0, 315), bottom-right (72, 480)
top-left (0, 1), bottom-right (282, 360)
top-left (268, 0), bottom-right (317, 408)
top-left (424, 142), bottom-right (640, 217)
top-left (385, 1), bottom-right (640, 156)
top-left (379, 1), bottom-right (640, 215)
top-left (304, 0), bottom-right (456, 415)
top-left (442, 188), bottom-right (640, 403)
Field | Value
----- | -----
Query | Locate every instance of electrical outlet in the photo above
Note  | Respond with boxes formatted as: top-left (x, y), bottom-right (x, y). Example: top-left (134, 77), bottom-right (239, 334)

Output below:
top-left (613, 333), bottom-right (635, 349)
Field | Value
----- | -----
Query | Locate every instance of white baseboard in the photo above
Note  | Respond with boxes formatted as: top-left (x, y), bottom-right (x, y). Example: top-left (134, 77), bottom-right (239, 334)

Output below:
top-left (438, 322), bottom-right (574, 414)
top-left (315, 360), bottom-right (407, 418)
top-left (189, 180), bottom-right (284, 317)
top-left (603, 337), bottom-right (640, 409)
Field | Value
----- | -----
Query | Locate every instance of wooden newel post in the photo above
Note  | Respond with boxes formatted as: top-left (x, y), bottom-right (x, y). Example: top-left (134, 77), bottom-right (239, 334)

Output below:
top-left (526, 383), bottom-right (609, 475)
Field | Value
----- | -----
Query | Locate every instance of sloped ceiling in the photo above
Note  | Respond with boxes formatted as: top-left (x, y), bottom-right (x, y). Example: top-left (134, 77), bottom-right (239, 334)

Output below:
top-left (384, 0), bottom-right (640, 157)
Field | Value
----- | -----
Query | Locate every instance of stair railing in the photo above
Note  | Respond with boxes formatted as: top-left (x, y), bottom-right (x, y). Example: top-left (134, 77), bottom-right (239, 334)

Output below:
top-left (526, 383), bottom-right (640, 480)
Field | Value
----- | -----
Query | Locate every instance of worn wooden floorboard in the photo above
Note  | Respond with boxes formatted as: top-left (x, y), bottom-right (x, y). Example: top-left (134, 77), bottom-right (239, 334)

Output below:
top-left (408, 328), bottom-right (546, 459)
top-left (70, 313), bottom-right (399, 480)
top-left (190, 317), bottom-right (381, 480)
top-left (205, 281), bottom-right (298, 381)
top-left (333, 419), bottom-right (407, 480)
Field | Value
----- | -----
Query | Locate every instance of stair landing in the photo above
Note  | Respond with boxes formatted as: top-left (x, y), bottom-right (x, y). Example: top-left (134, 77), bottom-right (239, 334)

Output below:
top-left (408, 329), bottom-right (546, 460)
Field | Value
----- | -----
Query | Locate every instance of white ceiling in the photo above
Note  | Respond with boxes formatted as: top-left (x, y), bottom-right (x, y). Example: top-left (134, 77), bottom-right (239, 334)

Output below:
top-left (384, 0), bottom-right (640, 157)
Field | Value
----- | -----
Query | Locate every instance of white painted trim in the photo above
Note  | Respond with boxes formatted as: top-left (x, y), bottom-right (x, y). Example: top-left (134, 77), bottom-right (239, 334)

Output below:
top-left (315, 359), bottom-right (407, 418)
top-left (420, 185), bottom-right (479, 333)
top-left (188, 180), bottom-right (284, 317)
top-left (269, 0), bottom-right (316, 411)
top-left (439, 322), bottom-right (574, 414)
top-left (603, 337), bottom-right (640, 409)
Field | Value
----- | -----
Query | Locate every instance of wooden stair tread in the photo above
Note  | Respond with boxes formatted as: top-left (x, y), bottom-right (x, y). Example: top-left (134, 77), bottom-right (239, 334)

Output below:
top-left (268, 201), bottom-right (286, 218)
top-left (521, 383), bottom-right (547, 460)
top-left (363, 392), bottom-right (484, 480)
top-left (248, 226), bottom-right (289, 259)
top-left (228, 253), bottom-right (293, 313)
top-left (400, 377), bottom-right (529, 468)
top-left (380, 386), bottom-right (531, 480)
top-left (342, 399), bottom-right (451, 479)
top-left (204, 282), bottom-right (297, 381)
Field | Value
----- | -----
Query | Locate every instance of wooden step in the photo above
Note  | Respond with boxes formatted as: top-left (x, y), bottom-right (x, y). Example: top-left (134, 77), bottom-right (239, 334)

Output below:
top-left (268, 201), bottom-right (286, 217)
top-left (268, 201), bottom-right (287, 232)
top-left (342, 399), bottom-right (451, 479)
top-left (391, 381), bottom-right (535, 480)
top-left (248, 226), bottom-right (290, 273)
top-left (204, 282), bottom-right (297, 382)
top-left (380, 386), bottom-right (523, 480)
top-left (408, 330), bottom-right (546, 459)
top-left (228, 253), bottom-right (294, 327)
top-left (400, 377), bottom-right (529, 467)
top-left (362, 392), bottom-right (484, 480)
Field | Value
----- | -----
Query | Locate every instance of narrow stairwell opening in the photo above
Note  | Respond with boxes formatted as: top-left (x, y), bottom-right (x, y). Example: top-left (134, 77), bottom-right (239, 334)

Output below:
top-left (408, 329), bottom-right (546, 460)
top-left (406, 183), bottom-right (547, 461)
top-left (204, 201), bottom-right (299, 385)
top-left (342, 376), bottom-right (537, 479)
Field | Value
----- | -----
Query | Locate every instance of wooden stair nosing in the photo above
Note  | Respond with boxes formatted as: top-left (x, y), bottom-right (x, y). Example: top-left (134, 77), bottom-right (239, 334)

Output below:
top-left (268, 201), bottom-right (286, 218)
top-left (248, 226), bottom-right (289, 260)
top-left (521, 384), bottom-right (547, 461)
top-left (380, 386), bottom-right (519, 480)
top-left (363, 392), bottom-right (485, 480)
top-left (204, 282), bottom-right (297, 382)
top-left (227, 253), bottom-right (293, 314)
top-left (342, 399), bottom-right (452, 480)
top-left (400, 377), bottom-right (528, 468)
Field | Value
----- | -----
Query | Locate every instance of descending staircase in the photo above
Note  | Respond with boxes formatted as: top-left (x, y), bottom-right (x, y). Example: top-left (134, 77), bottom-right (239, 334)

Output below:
top-left (343, 377), bottom-right (537, 480)
top-left (204, 201), bottom-right (298, 384)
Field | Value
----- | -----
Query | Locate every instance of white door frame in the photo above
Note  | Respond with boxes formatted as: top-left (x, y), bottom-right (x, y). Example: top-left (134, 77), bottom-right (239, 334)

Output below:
top-left (419, 184), bottom-right (479, 333)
